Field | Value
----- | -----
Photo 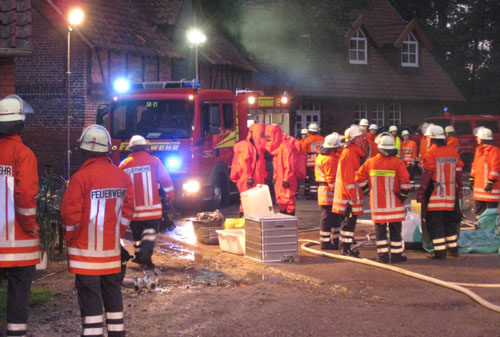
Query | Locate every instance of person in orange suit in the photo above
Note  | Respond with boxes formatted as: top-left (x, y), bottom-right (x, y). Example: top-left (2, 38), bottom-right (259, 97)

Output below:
top-left (366, 124), bottom-right (378, 158)
top-left (301, 123), bottom-right (324, 199)
top-left (401, 130), bottom-right (418, 187)
top-left (266, 124), bottom-right (298, 215)
top-left (470, 127), bottom-right (500, 216)
top-left (356, 133), bottom-right (411, 263)
top-left (230, 123), bottom-right (267, 216)
top-left (315, 133), bottom-right (343, 250)
top-left (445, 125), bottom-right (459, 150)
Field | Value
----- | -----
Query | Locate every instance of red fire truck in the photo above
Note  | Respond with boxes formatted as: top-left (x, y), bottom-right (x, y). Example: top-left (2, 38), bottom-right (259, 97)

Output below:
top-left (97, 81), bottom-right (289, 209)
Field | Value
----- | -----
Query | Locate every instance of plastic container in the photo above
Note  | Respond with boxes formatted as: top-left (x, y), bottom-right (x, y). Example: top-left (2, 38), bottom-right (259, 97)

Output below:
top-left (224, 218), bottom-right (245, 229)
top-left (240, 184), bottom-right (274, 217)
top-left (411, 200), bottom-right (421, 215)
top-left (216, 229), bottom-right (246, 255)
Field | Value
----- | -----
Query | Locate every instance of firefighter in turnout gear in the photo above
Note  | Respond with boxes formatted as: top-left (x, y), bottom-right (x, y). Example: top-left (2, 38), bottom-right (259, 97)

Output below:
top-left (332, 125), bottom-right (365, 257)
top-left (356, 133), bottom-right (411, 263)
top-left (366, 124), bottom-right (378, 158)
top-left (401, 130), bottom-right (418, 186)
top-left (470, 127), bottom-right (500, 215)
top-left (389, 125), bottom-right (401, 158)
top-left (230, 123), bottom-right (267, 215)
top-left (315, 133), bottom-right (343, 250)
top-left (266, 124), bottom-right (298, 215)
top-left (445, 126), bottom-right (459, 150)
top-left (61, 125), bottom-right (134, 337)
top-left (0, 95), bottom-right (39, 337)
top-left (418, 123), bottom-right (431, 169)
top-left (120, 135), bottom-right (174, 269)
top-left (302, 123), bottom-right (324, 199)
top-left (417, 125), bottom-right (464, 259)
top-left (359, 119), bottom-right (370, 159)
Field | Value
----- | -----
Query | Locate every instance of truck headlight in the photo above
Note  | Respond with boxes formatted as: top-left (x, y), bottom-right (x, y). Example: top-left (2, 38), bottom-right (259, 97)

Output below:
top-left (183, 180), bottom-right (200, 194)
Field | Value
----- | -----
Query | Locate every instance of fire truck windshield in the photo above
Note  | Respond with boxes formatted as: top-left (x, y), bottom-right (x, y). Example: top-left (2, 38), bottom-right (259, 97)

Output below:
top-left (111, 99), bottom-right (194, 139)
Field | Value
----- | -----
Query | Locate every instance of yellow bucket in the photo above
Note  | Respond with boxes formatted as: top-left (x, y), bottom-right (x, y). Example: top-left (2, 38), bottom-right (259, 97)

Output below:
top-left (224, 218), bottom-right (245, 230)
top-left (411, 200), bottom-right (421, 215)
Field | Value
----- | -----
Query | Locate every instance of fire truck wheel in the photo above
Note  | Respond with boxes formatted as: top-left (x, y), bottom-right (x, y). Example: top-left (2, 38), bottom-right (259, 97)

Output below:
top-left (210, 174), bottom-right (228, 210)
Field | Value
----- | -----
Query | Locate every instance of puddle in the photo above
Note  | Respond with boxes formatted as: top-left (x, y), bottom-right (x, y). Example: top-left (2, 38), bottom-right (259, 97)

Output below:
top-left (245, 272), bottom-right (282, 284)
top-left (193, 268), bottom-right (229, 283)
top-left (157, 241), bottom-right (201, 261)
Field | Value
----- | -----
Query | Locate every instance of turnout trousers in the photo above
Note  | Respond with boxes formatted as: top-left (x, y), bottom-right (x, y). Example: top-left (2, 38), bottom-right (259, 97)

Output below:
top-left (305, 167), bottom-right (318, 199)
top-left (130, 219), bottom-right (160, 268)
top-left (375, 222), bottom-right (404, 259)
top-left (426, 210), bottom-right (459, 259)
top-left (319, 205), bottom-right (342, 245)
top-left (75, 273), bottom-right (125, 337)
top-left (0, 265), bottom-right (35, 337)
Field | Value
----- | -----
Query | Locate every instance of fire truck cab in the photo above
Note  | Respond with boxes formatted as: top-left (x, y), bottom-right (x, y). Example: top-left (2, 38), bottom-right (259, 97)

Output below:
top-left (97, 81), bottom-right (289, 209)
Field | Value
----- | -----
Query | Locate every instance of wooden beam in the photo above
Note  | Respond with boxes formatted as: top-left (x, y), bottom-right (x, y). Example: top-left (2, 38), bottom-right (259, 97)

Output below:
top-left (96, 48), bottom-right (106, 87)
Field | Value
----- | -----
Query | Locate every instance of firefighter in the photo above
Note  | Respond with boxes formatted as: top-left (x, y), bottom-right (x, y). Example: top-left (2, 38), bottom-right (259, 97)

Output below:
top-left (332, 125), bottom-right (365, 257)
top-left (417, 125), bottom-right (464, 259)
top-left (401, 130), bottom-right (418, 187)
top-left (266, 124), bottom-right (298, 215)
top-left (120, 135), bottom-right (175, 269)
top-left (470, 127), bottom-right (500, 216)
top-left (61, 125), bottom-right (134, 337)
top-left (230, 123), bottom-right (267, 215)
top-left (315, 133), bottom-right (343, 250)
top-left (359, 119), bottom-right (370, 159)
top-left (302, 123), bottom-right (324, 199)
top-left (418, 123), bottom-right (431, 168)
top-left (445, 125), bottom-right (459, 150)
top-left (356, 133), bottom-right (411, 263)
top-left (299, 128), bottom-right (308, 144)
top-left (0, 95), bottom-right (39, 337)
top-left (389, 125), bottom-right (401, 158)
top-left (366, 124), bottom-right (378, 158)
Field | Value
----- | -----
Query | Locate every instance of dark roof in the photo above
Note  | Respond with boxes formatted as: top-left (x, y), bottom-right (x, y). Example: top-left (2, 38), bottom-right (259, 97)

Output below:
top-left (277, 0), bottom-right (464, 102)
top-left (32, 0), bottom-right (181, 58)
top-left (142, 0), bottom-right (183, 26)
top-left (0, 0), bottom-right (32, 54)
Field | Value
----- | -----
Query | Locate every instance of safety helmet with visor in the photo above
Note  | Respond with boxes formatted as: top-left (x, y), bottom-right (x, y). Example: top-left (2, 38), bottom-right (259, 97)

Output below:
top-left (308, 123), bottom-right (319, 133)
top-left (359, 119), bottom-right (369, 127)
top-left (474, 126), bottom-right (493, 140)
top-left (425, 125), bottom-right (445, 139)
top-left (78, 124), bottom-right (112, 153)
top-left (323, 132), bottom-right (342, 149)
top-left (376, 132), bottom-right (396, 150)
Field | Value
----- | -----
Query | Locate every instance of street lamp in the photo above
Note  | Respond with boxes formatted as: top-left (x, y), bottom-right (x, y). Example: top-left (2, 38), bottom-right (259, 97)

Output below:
top-left (66, 8), bottom-right (84, 179)
top-left (186, 28), bottom-right (206, 82)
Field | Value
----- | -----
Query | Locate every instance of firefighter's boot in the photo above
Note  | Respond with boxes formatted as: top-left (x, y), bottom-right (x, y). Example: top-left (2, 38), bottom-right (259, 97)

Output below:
top-left (429, 250), bottom-right (447, 260)
top-left (341, 243), bottom-right (360, 257)
top-left (320, 242), bottom-right (335, 250)
top-left (448, 247), bottom-right (459, 257)
top-left (377, 252), bottom-right (389, 263)
top-left (390, 253), bottom-right (408, 263)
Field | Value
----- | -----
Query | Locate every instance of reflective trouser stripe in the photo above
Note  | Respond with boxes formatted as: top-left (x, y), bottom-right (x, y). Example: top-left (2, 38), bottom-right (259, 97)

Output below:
top-left (433, 238), bottom-right (447, 251)
top-left (376, 239), bottom-right (389, 253)
top-left (106, 311), bottom-right (125, 333)
top-left (445, 234), bottom-right (458, 248)
top-left (390, 241), bottom-right (404, 253)
top-left (7, 322), bottom-right (27, 336)
top-left (319, 231), bottom-right (331, 242)
top-left (331, 227), bottom-right (340, 239)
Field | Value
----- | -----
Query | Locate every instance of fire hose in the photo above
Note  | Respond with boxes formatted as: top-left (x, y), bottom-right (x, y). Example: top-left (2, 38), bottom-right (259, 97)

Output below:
top-left (299, 239), bottom-right (500, 313)
top-left (122, 273), bottom-right (158, 292)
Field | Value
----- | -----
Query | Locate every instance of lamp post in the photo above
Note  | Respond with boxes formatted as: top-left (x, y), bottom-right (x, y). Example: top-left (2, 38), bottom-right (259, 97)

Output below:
top-left (66, 8), bottom-right (84, 179)
top-left (186, 28), bottom-right (206, 82)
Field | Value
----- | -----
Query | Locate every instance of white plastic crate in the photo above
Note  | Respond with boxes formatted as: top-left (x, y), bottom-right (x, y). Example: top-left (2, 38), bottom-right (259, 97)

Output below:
top-left (240, 184), bottom-right (274, 217)
top-left (216, 229), bottom-right (245, 255)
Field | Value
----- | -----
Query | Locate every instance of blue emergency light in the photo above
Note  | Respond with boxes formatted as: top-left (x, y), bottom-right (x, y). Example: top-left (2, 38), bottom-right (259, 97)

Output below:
top-left (165, 155), bottom-right (182, 171)
top-left (113, 78), bottom-right (130, 94)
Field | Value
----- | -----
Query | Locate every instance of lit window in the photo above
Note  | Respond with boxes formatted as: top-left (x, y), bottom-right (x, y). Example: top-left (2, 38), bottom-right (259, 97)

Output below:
top-left (372, 104), bottom-right (384, 126)
top-left (401, 33), bottom-right (418, 67)
top-left (388, 103), bottom-right (401, 125)
top-left (349, 29), bottom-right (368, 64)
top-left (354, 103), bottom-right (367, 123)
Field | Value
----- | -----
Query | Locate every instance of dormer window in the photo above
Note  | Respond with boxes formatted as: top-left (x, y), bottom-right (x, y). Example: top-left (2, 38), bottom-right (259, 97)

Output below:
top-left (349, 29), bottom-right (367, 64)
top-left (401, 33), bottom-right (418, 67)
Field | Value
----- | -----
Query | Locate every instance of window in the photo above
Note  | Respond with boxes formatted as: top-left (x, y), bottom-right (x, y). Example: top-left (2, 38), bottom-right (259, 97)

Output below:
top-left (478, 121), bottom-right (499, 134)
top-left (401, 33), bottom-right (418, 67)
top-left (454, 122), bottom-right (472, 136)
top-left (349, 29), bottom-right (368, 64)
top-left (354, 103), bottom-right (367, 124)
top-left (372, 104), bottom-right (384, 127)
top-left (222, 104), bottom-right (234, 129)
top-left (388, 103), bottom-right (401, 125)
top-left (200, 103), bottom-right (220, 137)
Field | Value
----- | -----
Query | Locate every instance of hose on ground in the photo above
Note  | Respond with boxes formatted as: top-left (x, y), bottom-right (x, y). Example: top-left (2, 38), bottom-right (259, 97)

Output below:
top-left (299, 239), bottom-right (500, 313)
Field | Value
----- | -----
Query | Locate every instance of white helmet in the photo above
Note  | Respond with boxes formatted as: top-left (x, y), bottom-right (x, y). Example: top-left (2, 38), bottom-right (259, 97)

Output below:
top-left (369, 124), bottom-right (378, 130)
top-left (425, 125), bottom-right (445, 139)
top-left (0, 94), bottom-right (33, 122)
top-left (445, 125), bottom-right (455, 133)
top-left (308, 123), bottom-right (319, 133)
top-left (377, 133), bottom-right (396, 150)
top-left (401, 130), bottom-right (410, 136)
top-left (301, 128), bottom-right (308, 135)
top-left (323, 132), bottom-right (342, 148)
top-left (474, 126), bottom-right (493, 140)
top-left (78, 124), bottom-right (112, 153)
top-left (344, 125), bottom-right (363, 140)
top-left (389, 125), bottom-right (398, 133)
top-left (359, 119), bottom-right (369, 127)
top-left (129, 135), bottom-right (148, 148)
top-left (420, 122), bottom-right (430, 135)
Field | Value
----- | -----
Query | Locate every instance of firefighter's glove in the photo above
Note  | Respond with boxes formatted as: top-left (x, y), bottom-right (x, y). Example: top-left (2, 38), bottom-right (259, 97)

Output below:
top-left (282, 181), bottom-right (290, 188)
top-left (247, 178), bottom-right (255, 187)
top-left (484, 181), bottom-right (496, 193)
top-left (361, 184), bottom-right (370, 195)
top-left (396, 191), bottom-right (408, 203)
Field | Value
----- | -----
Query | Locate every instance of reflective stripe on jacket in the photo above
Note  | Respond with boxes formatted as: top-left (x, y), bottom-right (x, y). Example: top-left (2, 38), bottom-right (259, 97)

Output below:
top-left (315, 152), bottom-right (339, 206)
top-left (356, 154), bottom-right (410, 223)
top-left (0, 135), bottom-right (40, 267)
top-left (302, 134), bottom-right (324, 167)
top-left (120, 151), bottom-right (174, 221)
top-left (401, 140), bottom-right (417, 165)
top-left (423, 145), bottom-right (464, 211)
top-left (471, 144), bottom-right (500, 202)
top-left (332, 143), bottom-right (364, 215)
top-left (61, 157), bottom-right (134, 275)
